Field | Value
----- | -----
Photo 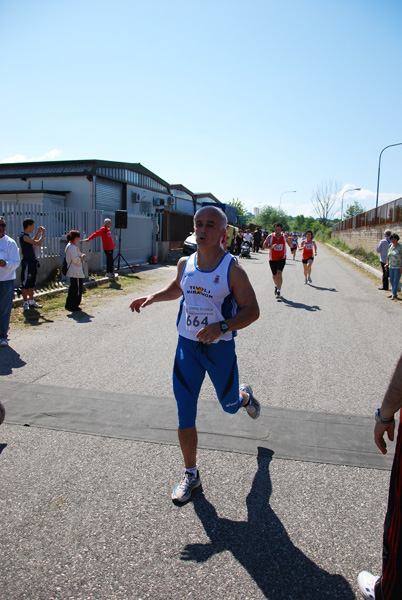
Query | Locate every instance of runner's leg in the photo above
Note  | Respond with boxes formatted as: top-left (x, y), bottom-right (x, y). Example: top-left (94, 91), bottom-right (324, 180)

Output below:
top-left (173, 337), bottom-right (206, 468)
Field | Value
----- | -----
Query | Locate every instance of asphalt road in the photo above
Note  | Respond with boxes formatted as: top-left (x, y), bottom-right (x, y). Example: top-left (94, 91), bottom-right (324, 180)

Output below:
top-left (1, 244), bottom-right (401, 600)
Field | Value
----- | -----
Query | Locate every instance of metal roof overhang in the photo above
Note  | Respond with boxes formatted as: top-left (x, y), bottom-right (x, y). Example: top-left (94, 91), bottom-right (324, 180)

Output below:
top-left (0, 159), bottom-right (170, 189)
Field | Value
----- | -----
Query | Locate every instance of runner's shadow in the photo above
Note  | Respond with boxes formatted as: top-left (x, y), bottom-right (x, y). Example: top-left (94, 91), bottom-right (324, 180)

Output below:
top-left (0, 444), bottom-right (7, 454)
top-left (308, 285), bottom-right (337, 292)
top-left (280, 297), bottom-right (320, 311)
top-left (0, 347), bottom-right (26, 376)
top-left (181, 448), bottom-right (354, 600)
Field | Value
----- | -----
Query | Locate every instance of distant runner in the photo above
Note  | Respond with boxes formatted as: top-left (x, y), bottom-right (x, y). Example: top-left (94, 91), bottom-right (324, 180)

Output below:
top-left (290, 233), bottom-right (298, 260)
top-left (263, 222), bottom-right (292, 301)
top-left (130, 205), bottom-right (260, 504)
top-left (299, 230), bottom-right (317, 284)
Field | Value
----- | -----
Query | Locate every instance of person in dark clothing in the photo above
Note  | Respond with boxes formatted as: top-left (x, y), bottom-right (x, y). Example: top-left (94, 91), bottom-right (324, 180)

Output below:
top-left (358, 353), bottom-right (402, 600)
top-left (253, 228), bottom-right (262, 253)
top-left (19, 218), bottom-right (45, 311)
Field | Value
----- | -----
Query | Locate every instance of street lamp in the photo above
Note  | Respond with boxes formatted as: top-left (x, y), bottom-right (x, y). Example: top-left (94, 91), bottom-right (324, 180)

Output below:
top-left (375, 143), bottom-right (402, 216)
top-left (279, 190), bottom-right (296, 210)
top-left (341, 188), bottom-right (361, 220)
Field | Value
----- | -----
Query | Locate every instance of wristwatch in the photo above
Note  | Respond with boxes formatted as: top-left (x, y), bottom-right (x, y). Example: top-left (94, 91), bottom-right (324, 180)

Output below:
top-left (220, 321), bottom-right (229, 333)
top-left (375, 408), bottom-right (394, 424)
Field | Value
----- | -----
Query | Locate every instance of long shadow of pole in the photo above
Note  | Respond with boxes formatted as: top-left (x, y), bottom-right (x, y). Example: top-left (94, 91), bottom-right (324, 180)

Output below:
top-left (181, 447), bottom-right (355, 599)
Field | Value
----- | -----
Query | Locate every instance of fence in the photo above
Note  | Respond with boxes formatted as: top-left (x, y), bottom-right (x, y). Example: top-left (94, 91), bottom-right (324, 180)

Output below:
top-left (0, 201), bottom-right (103, 256)
top-left (333, 196), bottom-right (402, 232)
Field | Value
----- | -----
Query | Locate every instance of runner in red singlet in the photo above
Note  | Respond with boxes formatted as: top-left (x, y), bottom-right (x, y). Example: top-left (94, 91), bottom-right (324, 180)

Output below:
top-left (299, 230), bottom-right (317, 284)
top-left (263, 222), bottom-right (292, 301)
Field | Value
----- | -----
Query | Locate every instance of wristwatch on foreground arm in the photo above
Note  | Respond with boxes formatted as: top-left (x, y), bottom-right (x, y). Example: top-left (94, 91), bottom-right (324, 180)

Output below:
top-left (220, 321), bottom-right (229, 333)
top-left (375, 408), bottom-right (394, 424)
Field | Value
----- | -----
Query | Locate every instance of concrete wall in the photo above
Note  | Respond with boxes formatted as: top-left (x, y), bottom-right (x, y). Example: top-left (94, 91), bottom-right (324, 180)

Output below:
top-left (333, 223), bottom-right (402, 252)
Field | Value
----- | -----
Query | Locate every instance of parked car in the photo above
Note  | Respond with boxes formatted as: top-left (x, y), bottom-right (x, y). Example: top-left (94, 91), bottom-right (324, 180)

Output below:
top-left (183, 232), bottom-right (197, 255)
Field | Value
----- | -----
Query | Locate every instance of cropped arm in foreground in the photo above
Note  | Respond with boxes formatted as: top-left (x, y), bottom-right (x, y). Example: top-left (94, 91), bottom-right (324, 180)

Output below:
top-left (375, 354), bottom-right (402, 454)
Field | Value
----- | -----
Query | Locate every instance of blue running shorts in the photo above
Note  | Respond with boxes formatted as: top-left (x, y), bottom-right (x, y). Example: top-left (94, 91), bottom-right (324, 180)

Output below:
top-left (173, 335), bottom-right (243, 429)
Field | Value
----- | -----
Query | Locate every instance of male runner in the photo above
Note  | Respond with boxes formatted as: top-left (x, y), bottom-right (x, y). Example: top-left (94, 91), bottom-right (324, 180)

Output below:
top-left (290, 232), bottom-right (298, 260)
top-left (19, 218), bottom-right (45, 311)
top-left (130, 206), bottom-right (260, 503)
top-left (263, 222), bottom-right (292, 301)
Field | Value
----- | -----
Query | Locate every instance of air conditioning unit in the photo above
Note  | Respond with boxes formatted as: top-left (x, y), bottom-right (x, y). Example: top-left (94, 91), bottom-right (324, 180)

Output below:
top-left (167, 196), bottom-right (174, 205)
top-left (131, 192), bottom-right (140, 203)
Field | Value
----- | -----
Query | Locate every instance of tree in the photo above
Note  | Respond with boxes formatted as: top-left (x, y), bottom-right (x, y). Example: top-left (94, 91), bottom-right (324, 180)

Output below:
top-left (255, 206), bottom-right (290, 232)
top-left (311, 181), bottom-right (341, 227)
top-left (344, 201), bottom-right (365, 218)
top-left (229, 198), bottom-right (247, 217)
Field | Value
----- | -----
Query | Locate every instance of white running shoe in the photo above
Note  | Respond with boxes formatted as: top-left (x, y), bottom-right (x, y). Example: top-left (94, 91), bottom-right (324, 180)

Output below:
top-left (308, 277), bottom-right (312, 283)
top-left (357, 571), bottom-right (379, 600)
top-left (172, 471), bottom-right (201, 503)
top-left (240, 384), bottom-right (261, 419)
top-left (29, 301), bottom-right (42, 309)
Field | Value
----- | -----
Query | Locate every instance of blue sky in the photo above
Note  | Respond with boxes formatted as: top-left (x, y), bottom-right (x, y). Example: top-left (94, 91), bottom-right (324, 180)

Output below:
top-left (1, 0), bottom-right (401, 217)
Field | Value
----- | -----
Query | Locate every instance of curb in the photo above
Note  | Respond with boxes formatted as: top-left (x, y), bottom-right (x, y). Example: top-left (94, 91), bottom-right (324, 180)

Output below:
top-left (12, 275), bottom-right (119, 308)
top-left (325, 243), bottom-right (381, 278)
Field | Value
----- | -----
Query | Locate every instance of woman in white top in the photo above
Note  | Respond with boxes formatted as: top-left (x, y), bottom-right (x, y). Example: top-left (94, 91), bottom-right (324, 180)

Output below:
top-left (65, 230), bottom-right (86, 312)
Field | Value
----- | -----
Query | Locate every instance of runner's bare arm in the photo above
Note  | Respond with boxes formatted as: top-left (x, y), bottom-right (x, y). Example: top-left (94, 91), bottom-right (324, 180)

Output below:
top-left (195, 262), bottom-right (259, 344)
top-left (129, 257), bottom-right (186, 313)
top-left (313, 241), bottom-right (317, 255)
top-left (263, 236), bottom-right (271, 249)
top-left (375, 354), bottom-right (402, 454)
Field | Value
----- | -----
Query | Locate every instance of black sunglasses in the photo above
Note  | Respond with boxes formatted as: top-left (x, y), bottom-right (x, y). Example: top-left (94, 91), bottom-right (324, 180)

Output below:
top-left (0, 223), bottom-right (6, 227)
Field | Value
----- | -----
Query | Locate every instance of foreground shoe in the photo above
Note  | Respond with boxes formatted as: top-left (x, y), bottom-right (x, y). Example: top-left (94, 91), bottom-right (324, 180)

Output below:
top-left (240, 384), bottom-right (261, 419)
top-left (0, 339), bottom-right (8, 347)
top-left (29, 301), bottom-right (42, 309)
top-left (172, 471), bottom-right (201, 503)
top-left (276, 291), bottom-right (282, 302)
top-left (357, 571), bottom-right (379, 600)
top-left (308, 277), bottom-right (312, 283)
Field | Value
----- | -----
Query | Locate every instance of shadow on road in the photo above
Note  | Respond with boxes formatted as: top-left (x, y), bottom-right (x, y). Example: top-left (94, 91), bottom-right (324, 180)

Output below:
top-left (66, 311), bottom-right (94, 323)
top-left (0, 346), bottom-right (26, 376)
top-left (0, 444), bottom-right (7, 454)
top-left (280, 297), bottom-right (320, 311)
top-left (22, 309), bottom-right (54, 326)
top-left (181, 448), bottom-right (355, 600)
top-left (308, 284), bottom-right (338, 292)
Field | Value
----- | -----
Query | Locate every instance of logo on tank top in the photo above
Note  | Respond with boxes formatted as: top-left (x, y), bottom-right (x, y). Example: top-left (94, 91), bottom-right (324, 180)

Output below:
top-left (187, 285), bottom-right (213, 299)
top-left (213, 275), bottom-right (220, 285)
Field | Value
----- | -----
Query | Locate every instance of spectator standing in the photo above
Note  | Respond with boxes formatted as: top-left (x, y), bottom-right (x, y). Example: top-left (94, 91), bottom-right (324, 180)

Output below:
top-left (386, 234), bottom-right (402, 301)
top-left (19, 218), bottom-right (45, 311)
top-left (84, 218), bottom-right (115, 278)
top-left (358, 353), bottom-right (402, 600)
top-left (253, 228), bottom-right (262, 253)
top-left (65, 230), bottom-right (86, 312)
top-left (376, 230), bottom-right (392, 291)
top-left (0, 217), bottom-right (20, 347)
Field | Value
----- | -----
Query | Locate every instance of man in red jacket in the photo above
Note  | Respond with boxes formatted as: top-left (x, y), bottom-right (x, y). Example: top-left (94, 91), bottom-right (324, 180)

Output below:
top-left (84, 219), bottom-right (115, 278)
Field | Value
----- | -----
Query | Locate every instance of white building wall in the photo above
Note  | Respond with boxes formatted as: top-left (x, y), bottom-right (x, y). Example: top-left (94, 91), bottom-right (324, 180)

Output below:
top-left (0, 175), bottom-right (92, 209)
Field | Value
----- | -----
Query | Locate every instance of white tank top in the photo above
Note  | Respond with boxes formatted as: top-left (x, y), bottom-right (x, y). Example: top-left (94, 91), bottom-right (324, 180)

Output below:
top-left (177, 252), bottom-right (238, 343)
